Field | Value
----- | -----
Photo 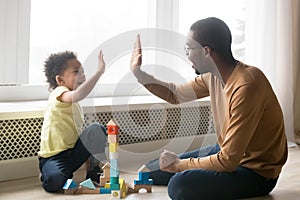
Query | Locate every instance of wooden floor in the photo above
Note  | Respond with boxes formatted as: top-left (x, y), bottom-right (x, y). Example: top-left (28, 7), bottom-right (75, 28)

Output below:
top-left (0, 146), bottom-right (299, 200)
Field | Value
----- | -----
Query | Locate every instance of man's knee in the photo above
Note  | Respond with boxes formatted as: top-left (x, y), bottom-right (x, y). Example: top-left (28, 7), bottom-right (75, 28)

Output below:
top-left (168, 172), bottom-right (186, 199)
top-left (88, 123), bottom-right (106, 135)
top-left (81, 123), bottom-right (107, 154)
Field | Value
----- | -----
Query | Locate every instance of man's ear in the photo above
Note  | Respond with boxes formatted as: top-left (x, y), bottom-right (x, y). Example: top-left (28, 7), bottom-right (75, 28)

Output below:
top-left (204, 46), bottom-right (213, 57)
top-left (55, 75), bottom-right (64, 86)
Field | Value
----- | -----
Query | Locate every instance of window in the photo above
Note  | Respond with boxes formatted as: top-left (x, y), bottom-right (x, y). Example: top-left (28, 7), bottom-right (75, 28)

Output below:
top-left (29, 0), bottom-right (154, 85)
top-left (0, 0), bottom-right (247, 101)
top-left (178, 0), bottom-right (246, 61)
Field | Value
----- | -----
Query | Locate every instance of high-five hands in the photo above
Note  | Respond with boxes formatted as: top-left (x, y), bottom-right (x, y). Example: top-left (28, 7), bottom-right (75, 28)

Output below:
top-left (159, 150), bottom-right (180, 173)
top-left (97, 50), bottom-right (105, 75)
top-left (130, 34), bottom-right (142, 72)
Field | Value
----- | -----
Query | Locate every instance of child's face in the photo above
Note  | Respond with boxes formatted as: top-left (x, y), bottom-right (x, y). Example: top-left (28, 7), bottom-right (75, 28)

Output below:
top-left (59, 58), bottom-right (86, 90)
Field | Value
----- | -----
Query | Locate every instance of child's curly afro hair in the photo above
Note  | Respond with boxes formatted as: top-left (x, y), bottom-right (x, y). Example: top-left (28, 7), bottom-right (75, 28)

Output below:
top-left (44, 51), bottom-right (77, 89)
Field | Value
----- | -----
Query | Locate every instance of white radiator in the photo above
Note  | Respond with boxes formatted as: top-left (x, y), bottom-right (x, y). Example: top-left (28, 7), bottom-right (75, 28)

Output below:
top-left (0, 99), bottom-right (216, 181)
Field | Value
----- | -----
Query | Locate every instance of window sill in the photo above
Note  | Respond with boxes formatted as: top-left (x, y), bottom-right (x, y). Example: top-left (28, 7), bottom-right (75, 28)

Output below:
top-left (0, 96), bottom-right (211, 120)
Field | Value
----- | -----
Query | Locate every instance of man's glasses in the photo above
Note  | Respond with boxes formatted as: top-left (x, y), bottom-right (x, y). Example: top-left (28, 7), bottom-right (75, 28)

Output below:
top-left (184, 44), bottom-right (202, 55)
top-left (184, 44), bottom-right (213, 55)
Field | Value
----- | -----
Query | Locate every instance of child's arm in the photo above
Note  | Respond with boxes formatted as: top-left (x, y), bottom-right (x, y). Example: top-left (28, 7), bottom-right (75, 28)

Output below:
top-left (60, 50), bottom-right (105, 103)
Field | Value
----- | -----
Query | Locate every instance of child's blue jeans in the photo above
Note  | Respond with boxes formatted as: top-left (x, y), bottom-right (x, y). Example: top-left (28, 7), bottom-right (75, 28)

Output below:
top-left (39, 123), bottom-right (107, 192)
top-left (146, 143), bottom-right (278, 200)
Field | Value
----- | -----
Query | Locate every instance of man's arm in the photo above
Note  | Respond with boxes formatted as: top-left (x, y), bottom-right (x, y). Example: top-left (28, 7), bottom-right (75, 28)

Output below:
top-left (130, 35), bottom-right (209, 104)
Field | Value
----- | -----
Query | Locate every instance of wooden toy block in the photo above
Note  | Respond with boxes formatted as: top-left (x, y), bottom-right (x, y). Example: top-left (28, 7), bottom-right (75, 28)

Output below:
top-left (100, 188), bottom-right (111, 194)
top-left (133, 184), bottom-right (152, 193)
top-left (110, 176), bottom-right (119, 184)
top-left (110, 159), bottom-right (118, 171)
top-left (102, 162), bottom-right (111, 172)
top-left (104, 182), bottom-right (110, 188)
top-left (109, 151), bottom-right (119, 159)
top-left (110, 168), bottom-right (119, 177)
top-left (134, 171), bottom-right (153, 185)
top-left (63, 179), bottom-right (77, 189)
top-left (134, 179), bottom-right (153, 185)
top-left (119, 179), bottom-right (127, 198)
top-left (64, 188), bottom-right (77, 195)
top-left (109, 143), bottom-right (118, 152)
top-left (100, 162), bottom-right (111, 187)
top-left (108, 134), bottom-right (119, 143)
top-left (107, 119), bottom-right (119, 135)
top-left (100, 177), bottom-right (110, 187)
top-left (111, 190), bottom-right (121, 198)
top-left (138, 164), bottom-right (150, 172)
top-left (138, 171), bottom-right (150, 180)
top-left (75, 186), bottom-right (100, 194)
top-left (79, 178), bottom-right (96, 189)
top-left (110, 183), bottom-right (120, 190)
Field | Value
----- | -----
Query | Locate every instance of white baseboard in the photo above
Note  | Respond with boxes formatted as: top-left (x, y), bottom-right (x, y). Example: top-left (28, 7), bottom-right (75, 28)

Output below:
top-left (0, 156), bottom-right (39, 181)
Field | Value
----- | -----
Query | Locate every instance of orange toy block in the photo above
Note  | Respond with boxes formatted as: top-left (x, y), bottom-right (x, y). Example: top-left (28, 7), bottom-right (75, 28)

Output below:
top-left (107, 119), bottom-right (119, 135)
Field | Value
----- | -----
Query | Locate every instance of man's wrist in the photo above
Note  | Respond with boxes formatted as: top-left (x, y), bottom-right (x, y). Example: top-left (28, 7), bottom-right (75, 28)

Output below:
top-left (176, 159), bottom-right (189, 171)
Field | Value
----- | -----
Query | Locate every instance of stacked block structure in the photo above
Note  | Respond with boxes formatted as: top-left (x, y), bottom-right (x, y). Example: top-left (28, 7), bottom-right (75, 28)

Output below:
top-left (62, 118), bottom-right (152, 198)
top-left (107, 118), bottom-right (121, 198)
top-left (131, 165), bottom-right (153, 193)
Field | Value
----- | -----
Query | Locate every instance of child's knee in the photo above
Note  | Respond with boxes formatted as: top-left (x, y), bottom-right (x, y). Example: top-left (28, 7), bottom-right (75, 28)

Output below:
top-left (41, 172), bottom-right (67, 193)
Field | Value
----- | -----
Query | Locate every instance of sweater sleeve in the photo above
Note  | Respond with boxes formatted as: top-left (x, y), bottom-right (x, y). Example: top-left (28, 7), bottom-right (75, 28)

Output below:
top-left (177, 84), bottom-right (265, 172)
top-left (133, 68), bottom-right (210, 104)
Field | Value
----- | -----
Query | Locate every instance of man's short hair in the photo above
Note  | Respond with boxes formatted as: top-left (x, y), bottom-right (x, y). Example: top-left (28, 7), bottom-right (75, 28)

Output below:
top-left (190, 17), bottom-right (232, 57)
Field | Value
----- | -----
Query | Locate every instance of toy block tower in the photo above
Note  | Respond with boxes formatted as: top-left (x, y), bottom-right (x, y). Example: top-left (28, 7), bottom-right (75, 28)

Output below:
top-left (107, 118), bottom-right (121, 198)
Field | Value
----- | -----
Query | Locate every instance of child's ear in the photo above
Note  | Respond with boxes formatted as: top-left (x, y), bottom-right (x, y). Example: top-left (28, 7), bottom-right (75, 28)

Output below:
top-left (55, 75), bottom-right (64, 85)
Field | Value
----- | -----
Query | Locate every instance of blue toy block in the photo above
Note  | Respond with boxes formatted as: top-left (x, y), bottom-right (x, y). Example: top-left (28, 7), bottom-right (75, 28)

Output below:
top-left (79, 178), bottom-right (96, 189)
top-left (100, 188), bottom-right (111, 194)
top-left (110, 183), bottom-right (120, 190)
top-left (110, 168), bottom-right (119, 177)
top-left (134, 171), bottom-right (153, 185)
top-left (110, 159), bottom-right (118, 170)
top-left (134, 179), bottom-right (153, 185)
top-left (63, 179), bottom-right (77, 189)
top-left (110, 176), bottom-right (119, 184)
top-left (138, 171), bottom-right (150, 180)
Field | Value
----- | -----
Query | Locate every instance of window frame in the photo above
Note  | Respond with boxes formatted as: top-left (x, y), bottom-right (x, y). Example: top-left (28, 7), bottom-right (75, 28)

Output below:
top-left (0, 0), bottom-right (30, 85)
top-left (0, 0), bottom-right (245, 102)
top-left (1, 0), bottom-right (181, 101)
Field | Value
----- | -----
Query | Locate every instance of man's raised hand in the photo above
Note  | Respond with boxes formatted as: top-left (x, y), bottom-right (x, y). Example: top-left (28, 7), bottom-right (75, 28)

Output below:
top-left (130, 34), bottom-right (142, 72)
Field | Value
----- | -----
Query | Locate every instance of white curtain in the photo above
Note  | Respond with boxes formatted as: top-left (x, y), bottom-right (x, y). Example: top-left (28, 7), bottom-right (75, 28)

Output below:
top-left (292, 0), bottom-right (300, 144)
top-left (244, 0), bottom-right (295, 144)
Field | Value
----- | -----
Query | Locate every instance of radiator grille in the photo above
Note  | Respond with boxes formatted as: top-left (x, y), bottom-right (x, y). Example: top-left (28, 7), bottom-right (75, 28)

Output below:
top-left (0, 105), bottom-right (214, 161)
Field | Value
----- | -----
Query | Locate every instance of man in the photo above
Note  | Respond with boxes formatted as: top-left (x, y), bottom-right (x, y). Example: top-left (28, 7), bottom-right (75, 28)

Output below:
top-left (130, 17), bottom-right (287, 200)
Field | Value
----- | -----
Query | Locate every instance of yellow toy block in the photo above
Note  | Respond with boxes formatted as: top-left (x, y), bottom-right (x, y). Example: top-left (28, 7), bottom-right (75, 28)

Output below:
top-left (119, 179), bottom-right (127, 198)
top-left (109, 143), bottom-right (118, 152)
top-left (104, 182), bottom-right (110, 188)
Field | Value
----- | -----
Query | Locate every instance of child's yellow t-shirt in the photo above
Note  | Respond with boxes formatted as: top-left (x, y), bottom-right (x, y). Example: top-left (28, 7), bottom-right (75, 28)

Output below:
top-left (38, 86), bottom-right (84, 158)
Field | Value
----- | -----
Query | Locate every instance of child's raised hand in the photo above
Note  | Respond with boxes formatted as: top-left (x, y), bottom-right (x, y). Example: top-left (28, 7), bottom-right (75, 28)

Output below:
top-left (98, 50), bottom-right (105, 74)
top-left (130, 34), bottom-right (142, 72)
